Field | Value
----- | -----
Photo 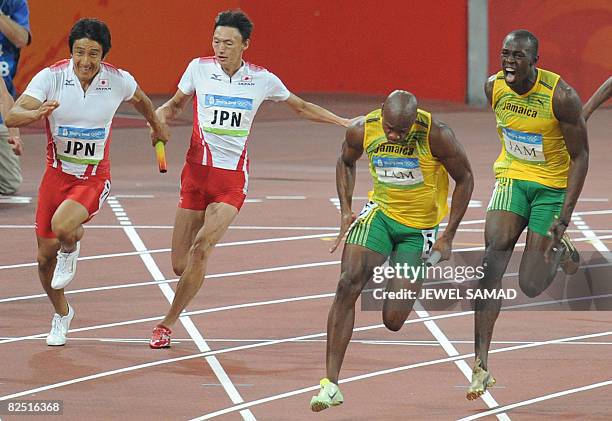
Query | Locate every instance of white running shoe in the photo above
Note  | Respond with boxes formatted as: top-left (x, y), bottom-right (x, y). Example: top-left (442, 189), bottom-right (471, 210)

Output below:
top-left (51, 241), bottom-right (80, 290)
top-left (46, 303), bottom-right (75, 346)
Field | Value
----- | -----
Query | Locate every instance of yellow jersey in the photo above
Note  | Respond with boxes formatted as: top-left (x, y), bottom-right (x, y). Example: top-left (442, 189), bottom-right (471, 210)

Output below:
top-left (364, 108), bottom-right (448, 229)
top-left (492, 68), bottom-right (569, 189)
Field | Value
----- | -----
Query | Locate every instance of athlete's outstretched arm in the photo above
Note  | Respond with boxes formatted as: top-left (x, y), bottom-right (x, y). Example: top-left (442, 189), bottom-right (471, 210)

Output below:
top-left (548, 79), bottom-right (589, 251)
top-left (330, 117), bottom-right (365, 253)
top-left (429, 119), bottom-right (474, 261)
top-left (155, 89), bottom-right (193, 125)
top-left (129, 86), bottom-right (169, 146)
top-left (285, 93), bottom-right (350, 128)
top-left (583, 76), bottom-right (612, 121)
top-left (5, 94), bottom-right (58, 127)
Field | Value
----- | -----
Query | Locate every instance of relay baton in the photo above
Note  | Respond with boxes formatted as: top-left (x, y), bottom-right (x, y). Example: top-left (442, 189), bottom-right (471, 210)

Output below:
top-left (425, 250), bottom-right (442, 267)
top-left (155, 140), bottom-right (167, 173)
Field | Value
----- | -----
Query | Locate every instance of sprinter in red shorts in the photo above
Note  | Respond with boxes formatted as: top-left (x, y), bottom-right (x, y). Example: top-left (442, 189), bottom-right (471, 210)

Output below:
top-left (5, 18), bottom-right (168, 346)
top-left (149, 10), bottom-right (350, 348)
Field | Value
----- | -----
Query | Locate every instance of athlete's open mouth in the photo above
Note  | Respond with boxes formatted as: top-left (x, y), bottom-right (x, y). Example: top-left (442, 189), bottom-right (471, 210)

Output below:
top-left (504, 67), bottom-right (516, 84)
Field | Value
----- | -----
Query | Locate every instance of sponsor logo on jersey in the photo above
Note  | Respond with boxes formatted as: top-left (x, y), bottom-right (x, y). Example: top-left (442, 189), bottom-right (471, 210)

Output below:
top-left (204, 94), bottom-right (253, 110)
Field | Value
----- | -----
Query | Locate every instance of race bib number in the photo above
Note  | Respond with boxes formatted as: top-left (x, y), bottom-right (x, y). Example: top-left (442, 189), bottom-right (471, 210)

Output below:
top-left (55, 126), bottom-right (106, 164)
top-left (202, 94), bottom-right (253, 136)
top-left (421, 228), bottom-right (437, 257)
top-left (502, 127), bottom-right (545, 163)
top-left (373, 156), bottom-right (424, 187)
top-left (357, 201), bottom-right (378, 221)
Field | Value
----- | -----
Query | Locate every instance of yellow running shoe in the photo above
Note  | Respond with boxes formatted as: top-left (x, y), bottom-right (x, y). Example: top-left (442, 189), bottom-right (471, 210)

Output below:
top-left (310, 378), bottom-right (344, 412)
top-left (466, 358), bottom-right (496, 401)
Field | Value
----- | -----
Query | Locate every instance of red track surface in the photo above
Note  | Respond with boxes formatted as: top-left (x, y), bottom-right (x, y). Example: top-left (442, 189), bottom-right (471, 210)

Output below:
top-left (0, 96), bottom-right (611, 420)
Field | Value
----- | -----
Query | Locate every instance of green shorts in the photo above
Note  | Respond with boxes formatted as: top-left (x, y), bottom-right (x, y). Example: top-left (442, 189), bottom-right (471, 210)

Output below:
top-left (487, 177), bottom-right (566, 237)
top-left (346, 202), bottom-right (438, 265)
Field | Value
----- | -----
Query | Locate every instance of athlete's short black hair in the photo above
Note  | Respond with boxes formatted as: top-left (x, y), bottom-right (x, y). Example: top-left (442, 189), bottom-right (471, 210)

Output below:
top-left (506, 29), bottom-right (539, 58)
top-left (214, 10), bottom-right (253, 41)
top-left (69, 18), bottom-right (112, 57)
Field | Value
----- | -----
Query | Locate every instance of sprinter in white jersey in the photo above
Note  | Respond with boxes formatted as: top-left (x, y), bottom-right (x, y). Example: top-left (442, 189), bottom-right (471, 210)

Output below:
top-left (149, 10), bottom-right (350, 348)
top-left (6, 18), bottom-right (168, 346)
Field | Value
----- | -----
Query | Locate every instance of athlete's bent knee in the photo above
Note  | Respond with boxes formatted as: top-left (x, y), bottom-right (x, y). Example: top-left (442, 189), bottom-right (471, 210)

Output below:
top-left (519, 282), bottom-right (543, 298)
top-left (37, 253), bottom-right (55, 271)
top-left (335, 273), bottom-right (363, 304)
top-left (51, 221), bottom-right (73, 241)
top-left (172, 261), bottom-right (186, 277)
top-left (188, 238), bottom-right (215, 262)
top-left (383, 316), bottom-right (404, 332)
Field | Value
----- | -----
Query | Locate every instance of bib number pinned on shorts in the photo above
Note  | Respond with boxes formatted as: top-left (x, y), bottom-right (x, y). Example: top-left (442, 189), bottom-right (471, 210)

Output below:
top-left (357, 201), bottom-right (378, 221)
top-left (421, 228), bottom-right (437, 257)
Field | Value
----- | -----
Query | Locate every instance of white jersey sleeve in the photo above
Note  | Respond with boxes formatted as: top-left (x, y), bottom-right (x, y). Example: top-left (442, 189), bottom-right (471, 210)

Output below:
top-left (265, 71), bottom-right (290, 102)
top-left (120, 70), bottom-right (138, 101)
top-left (178, 59), bottom-right (197, 96)
top-left (23, 68), bottom-right (53, 103)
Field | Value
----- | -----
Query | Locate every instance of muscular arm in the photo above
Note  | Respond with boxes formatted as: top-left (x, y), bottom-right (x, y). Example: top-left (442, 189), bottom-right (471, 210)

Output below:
top-left (155, 89), bottom-right (192, 124)
top-left (285, 93), bottom-right (350, 127)
top-left (583, 76), bottom-right (612, 121)
top-left (554, 78), bottom-right (589, 227)
top-left (330, 117), bottom-right (365, 252)
top-left (337, 118), bottom-right (365, 214)
top-left (5, 94), bottom-right (57, 127)
top-left (0, 13), bottom-right (30, 48)
top-left (429, 118), bottom-right (474, 241)
top-left (129, 86), bottom-right (168, 144)
top-left (484, 74), bottom-right (496, 107)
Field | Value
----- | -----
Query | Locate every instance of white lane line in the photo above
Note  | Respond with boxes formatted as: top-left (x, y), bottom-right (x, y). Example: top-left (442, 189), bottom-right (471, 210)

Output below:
top-left (2, 322), bottom-right (608, 406)
top-left (6, 284), bottom-right (612, 347)
top-left (265, 196), bottom-right (306, 200)
top-left (113, 198), bottom-right (255, 421)
top-left (4, 336), bottom-right (611, 346)
top-left (188, 330), bottom-right (612, 420)
top-left (571, 215), bottom-right (612, 261)
top-left (456, 380), bottom-right (612, 421)
top-left (3, 226), bottom-right (612, 271)
top-left (0, 225), bottom-right (342, 230)
top-left (574, 209), bottom-right (612, 216)
top-left (0, 260), bottom-right (341, 303)
top-left (0, 313), bottom-right (473, 400)
top-left (1, 208), bottom-right (611, 230)
top-left (6, 228), bottom-right (609, 271)
top-left (0, 233), bottom-right (337, 270)
top-left (0, 196), bottom-right (31, 204)
top-left (112, 194), bottom-right (155, 198)
top-left (415, 304), bottom-right (509, 420)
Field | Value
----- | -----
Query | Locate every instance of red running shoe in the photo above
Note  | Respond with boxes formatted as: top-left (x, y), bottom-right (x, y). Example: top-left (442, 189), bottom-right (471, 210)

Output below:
top-left (150, 325), bottom-right (172, 348)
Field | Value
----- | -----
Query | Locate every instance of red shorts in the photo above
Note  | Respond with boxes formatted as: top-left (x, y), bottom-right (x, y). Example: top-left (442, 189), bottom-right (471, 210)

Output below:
top-left (35, 167), bottom-right (111, 238)
top-left (179, 162), bottom-right (247, 211)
